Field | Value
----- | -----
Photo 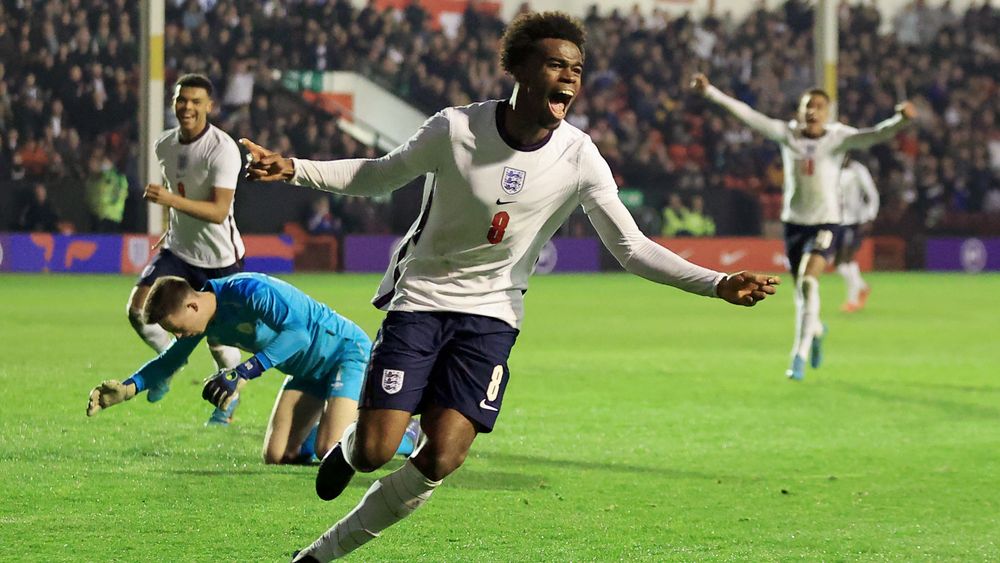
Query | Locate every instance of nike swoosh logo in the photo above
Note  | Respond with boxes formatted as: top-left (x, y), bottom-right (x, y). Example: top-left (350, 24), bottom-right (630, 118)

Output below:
top-left (496, 198), bottom-right (516, 205)
top-left (479, 399), bottom-right (498, 412)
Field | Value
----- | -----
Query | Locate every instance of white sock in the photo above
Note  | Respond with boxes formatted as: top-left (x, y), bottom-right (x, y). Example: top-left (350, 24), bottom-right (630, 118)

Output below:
top-left (339, 422), bottom-right (358, 471)
top-left (302, 460), bottom-right (442, 561)
top-left (795, 275), bottom-right (822, 359)
top-left (850, 262), bottom-right (868, 294)
top-left (837, 263), bottom-right (857, 303)
top-left (790, 287), bottom-right (805, 361)
top-left (129, 308), bottom-right (172, 352)
top-left (209, 344), bottom-right (242, 369)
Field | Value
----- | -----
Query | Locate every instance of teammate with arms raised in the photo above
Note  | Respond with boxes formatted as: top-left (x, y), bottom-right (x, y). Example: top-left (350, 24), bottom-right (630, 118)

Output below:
top-left (836, 158), bottom-right (879, 312)
top-left (245, 13), bottom-right (778, 561)
top-left (88, 273), bottom-right (420, 464)
top-left (692, 73), bottom-right (915, 380)
top-left (127, 73), bottom-right (247, 424)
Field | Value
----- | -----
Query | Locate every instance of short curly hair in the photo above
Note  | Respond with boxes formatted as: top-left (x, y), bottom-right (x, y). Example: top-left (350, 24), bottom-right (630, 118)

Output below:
top-left (499, 11), bottom-right (586, 74)
top-left (175, 73), bottom-right (215, 98)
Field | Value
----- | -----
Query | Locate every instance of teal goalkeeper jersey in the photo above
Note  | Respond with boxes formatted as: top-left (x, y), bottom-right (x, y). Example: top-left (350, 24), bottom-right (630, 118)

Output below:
top-left (129, 273), bottom-right (371, 391)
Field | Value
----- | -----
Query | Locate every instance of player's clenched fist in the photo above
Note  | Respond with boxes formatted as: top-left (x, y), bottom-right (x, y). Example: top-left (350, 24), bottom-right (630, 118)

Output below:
top-left (690, 73), bottom-right (710, 95)
top-left (87, 380), bottom-right (137, 416)
top-left (896, 101), bottom-right (918, 121)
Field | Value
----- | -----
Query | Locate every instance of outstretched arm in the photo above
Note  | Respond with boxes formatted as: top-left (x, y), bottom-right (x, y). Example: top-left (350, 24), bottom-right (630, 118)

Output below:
top-left (580, 142), bottom-right (779, 305)
top-left (241, 111), bottom-right (449, 197)
top-left (586, 196), bottom-right (779, 306)
top-left (838, 102), bottom-right (916, 151)
top-left (86, 335), bottom-right (203, 416)
top-left (692, 74), bottom-right (788, 143)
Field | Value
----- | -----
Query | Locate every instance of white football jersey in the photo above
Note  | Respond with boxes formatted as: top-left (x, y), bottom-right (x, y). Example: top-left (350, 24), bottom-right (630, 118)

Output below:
top-left (706, 86), bottom-right (906, 225)
top-left (291, 100), bottom-right (724, 328)
top-left (155, 124), bottom-right (245, 268)
top-left (839, 160), bottom-right (879, 225)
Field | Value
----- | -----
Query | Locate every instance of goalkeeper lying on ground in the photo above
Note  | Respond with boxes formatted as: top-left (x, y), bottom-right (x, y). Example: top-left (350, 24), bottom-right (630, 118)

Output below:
top-left (87, 272), bottom-right (419, 464)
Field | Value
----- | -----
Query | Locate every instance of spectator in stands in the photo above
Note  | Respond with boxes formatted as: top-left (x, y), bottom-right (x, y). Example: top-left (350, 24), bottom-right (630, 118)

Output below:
top-left (684, 194), bottom-right (716, 237)
top-left (16, 137), bottom-right (49, 178)
top-left (661, 193), bottom-right (692, 237)
top-left (84, 150), bottom-right (128, 233)
top-left (303, 195), bottom-right (341, 236)
top-left (2, 0), bottom-right (996, 237)
top-left (16, 182), bottom-right (61, 232)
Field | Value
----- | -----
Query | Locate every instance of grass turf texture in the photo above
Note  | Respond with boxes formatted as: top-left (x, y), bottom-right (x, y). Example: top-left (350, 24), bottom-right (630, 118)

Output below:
top-left (0, 272), bottom-right (997, 561)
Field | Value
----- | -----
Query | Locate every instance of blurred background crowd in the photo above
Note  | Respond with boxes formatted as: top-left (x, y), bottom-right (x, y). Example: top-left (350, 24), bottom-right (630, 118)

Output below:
top-left (1, 0), bottom-right (997, 240)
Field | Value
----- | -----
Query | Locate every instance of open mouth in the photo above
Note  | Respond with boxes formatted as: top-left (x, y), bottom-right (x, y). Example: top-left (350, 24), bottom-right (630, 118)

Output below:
top-left (547, 89), bottom-right (575, 120)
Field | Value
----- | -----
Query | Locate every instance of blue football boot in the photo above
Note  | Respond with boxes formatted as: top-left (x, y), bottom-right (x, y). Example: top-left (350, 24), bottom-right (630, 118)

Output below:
top-left (786, 355), bottom-right (806, 381)
top-left (205, 397), bottom-right (240, 426)
top-left (810, 323), bottom-right (828, 369)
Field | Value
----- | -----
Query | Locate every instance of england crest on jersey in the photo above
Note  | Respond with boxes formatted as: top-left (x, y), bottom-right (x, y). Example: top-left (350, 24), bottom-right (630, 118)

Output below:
top-left (178, 154), bottom-right (189, 171)
top-left (501, 167), bottom-right (526, 195)
top-left (381, 369), bottom-right (405, 394)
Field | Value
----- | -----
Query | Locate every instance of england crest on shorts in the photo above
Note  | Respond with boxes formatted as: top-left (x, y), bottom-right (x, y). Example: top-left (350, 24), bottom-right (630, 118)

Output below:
top-left (381, 369), bottom-right (405, 394)
top-left (501, 167), bottom-right (526, 195)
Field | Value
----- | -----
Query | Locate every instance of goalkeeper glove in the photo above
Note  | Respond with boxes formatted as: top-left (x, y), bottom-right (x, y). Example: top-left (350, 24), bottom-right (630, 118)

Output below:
top-left (202, 356), bottom-right (265, 410)
top-left (87, 380), bottom-right (137, 416)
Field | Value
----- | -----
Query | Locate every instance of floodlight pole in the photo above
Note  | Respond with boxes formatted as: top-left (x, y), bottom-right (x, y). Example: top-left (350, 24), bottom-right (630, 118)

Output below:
top-left (814, 0), bottom-right (838, 120)
top-left (140, 0), bottom-right (165, 235)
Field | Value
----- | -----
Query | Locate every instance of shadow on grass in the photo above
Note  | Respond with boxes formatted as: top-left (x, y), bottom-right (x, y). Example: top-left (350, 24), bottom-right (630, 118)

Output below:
top-left (166, 460), bottom-right (548, 492)
top-left (158, 445), bottom-right (726, 492)
top-left (167, 467), bottom-right (314, 476)
top-left (470, 450), bottom-right (724, 481)
top-left (832, 381), bottom-right (1000, 419)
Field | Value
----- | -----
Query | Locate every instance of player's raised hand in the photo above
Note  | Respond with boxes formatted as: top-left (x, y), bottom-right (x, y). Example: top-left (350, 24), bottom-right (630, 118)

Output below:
top-left (716, 271), bottom-right (780, 307)
top-left (239, 138), bottom-right (295, 182)
top-left (690, 73), bottom-right (710, 95)
top-left (202, 369), bottom-right (246, 411)
top-left (896, 101), bottom-right (918, 120)
top-left (143, 184), bottom-right (174, 206)
top-left (86, 379), bottom-right (137, 416)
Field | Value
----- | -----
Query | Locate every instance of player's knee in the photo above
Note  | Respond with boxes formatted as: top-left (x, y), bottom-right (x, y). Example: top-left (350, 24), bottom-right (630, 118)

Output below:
top-left (350, 437), bottom-right (395, 473)
top-left (262, 451), bottom-right (284, 465)
top-left (314, 436), bottom-right (337, 460)
top-left (261, 440), bottom-right (283, 464)
top-left (412, 444), bottom-right (468, 481)
top-left (127, 307), bottom-right (146, 330)
top-left (799, 275), bottom-right (819, 292)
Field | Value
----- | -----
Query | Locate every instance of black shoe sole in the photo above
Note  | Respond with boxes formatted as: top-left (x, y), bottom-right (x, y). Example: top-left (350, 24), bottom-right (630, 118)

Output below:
top-left (315, 443), bottom-right (356, 501)
top-left (291, 550), bottom-right (320, 563)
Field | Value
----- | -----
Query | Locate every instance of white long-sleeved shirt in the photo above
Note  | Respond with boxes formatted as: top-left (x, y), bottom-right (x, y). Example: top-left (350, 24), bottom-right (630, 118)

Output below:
top-left (840, 160), bottom-right (880, 225)
top-left (705, 86), bottom-right (907, 225)
top-left (155, 124), bottom-right (245, 267)
top-left (290, 100), bottom-right (725, 328)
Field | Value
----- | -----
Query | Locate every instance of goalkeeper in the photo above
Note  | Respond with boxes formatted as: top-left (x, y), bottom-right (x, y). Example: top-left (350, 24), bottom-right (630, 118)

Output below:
top-left (86, 272), bottom-right (419, 464)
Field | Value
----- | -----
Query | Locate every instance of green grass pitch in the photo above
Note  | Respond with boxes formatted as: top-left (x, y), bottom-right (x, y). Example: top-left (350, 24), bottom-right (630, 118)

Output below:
top-left (1, 272), bottom-right (998, 561)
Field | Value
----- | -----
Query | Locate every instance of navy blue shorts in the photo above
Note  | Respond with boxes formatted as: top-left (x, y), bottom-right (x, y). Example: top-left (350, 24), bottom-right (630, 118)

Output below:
top-left (836, 224), bottom-right (863, 262)
top-left (360, 311), bottom-right (519, 433)
top-left (784, 223), bottom-right (841, 275)
top-left (138, 248), bottom-right (244, 288)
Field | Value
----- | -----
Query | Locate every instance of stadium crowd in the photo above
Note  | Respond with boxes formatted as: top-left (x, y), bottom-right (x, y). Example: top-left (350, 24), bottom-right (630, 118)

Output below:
top-left (1, 0), bottom-right (997, 237)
